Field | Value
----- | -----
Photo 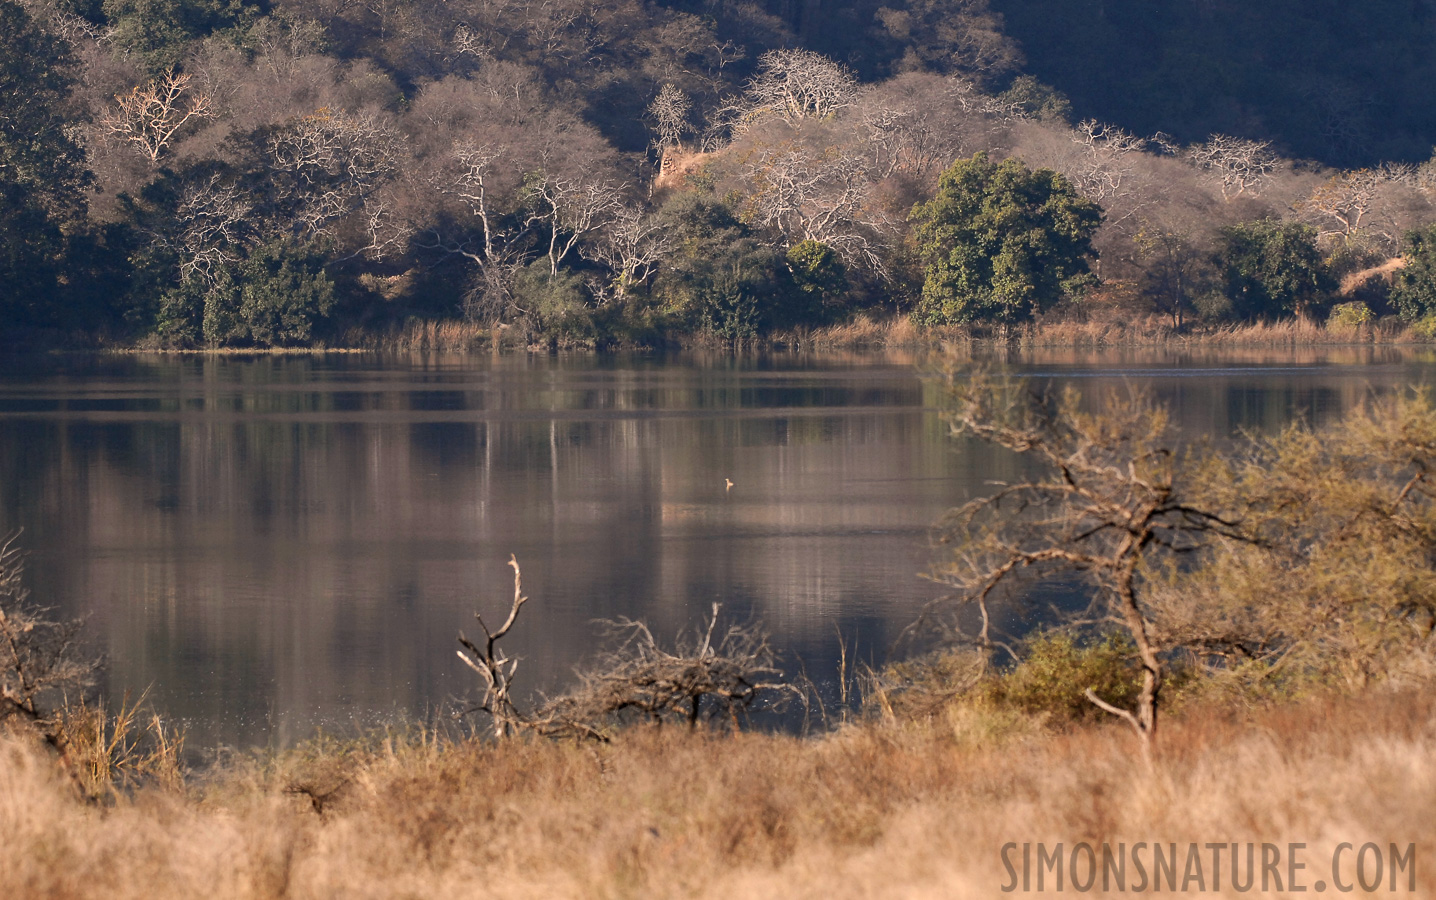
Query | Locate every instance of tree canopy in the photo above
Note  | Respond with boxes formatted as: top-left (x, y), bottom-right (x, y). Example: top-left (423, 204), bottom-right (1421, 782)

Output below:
top-left (1215, 219), bottom-right (1332, 321)
top-left (0, 0), bottom-right (92, 329)
top-left (909, 152), bottom-right (1101, 327)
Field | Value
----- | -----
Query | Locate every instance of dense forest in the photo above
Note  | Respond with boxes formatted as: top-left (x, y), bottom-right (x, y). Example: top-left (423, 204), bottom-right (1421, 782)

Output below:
top-left (7, 0), bottom-right (1436, 348)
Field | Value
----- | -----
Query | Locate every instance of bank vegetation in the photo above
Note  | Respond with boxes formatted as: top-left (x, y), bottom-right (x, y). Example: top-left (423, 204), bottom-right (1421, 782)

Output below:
top-left (12, 0), bottom-right (1436, 352)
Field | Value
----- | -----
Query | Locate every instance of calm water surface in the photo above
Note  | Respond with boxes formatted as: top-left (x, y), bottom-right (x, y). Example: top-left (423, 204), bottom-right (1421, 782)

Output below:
top-left (1, 346), bottom-right (1432, 748)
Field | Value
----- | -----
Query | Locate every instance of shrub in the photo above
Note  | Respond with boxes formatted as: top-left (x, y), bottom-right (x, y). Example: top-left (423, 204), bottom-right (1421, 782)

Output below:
top-left (511, 264), bottom-right (594, 345)
top-left (157, 240), bottom-right (335, 347)
top-left (0, 535), bottom-right (98, 740)
top-left (982, 632), bottom-right (1142, 724)
top-left (1327, 300), bottom-right (1374, 330)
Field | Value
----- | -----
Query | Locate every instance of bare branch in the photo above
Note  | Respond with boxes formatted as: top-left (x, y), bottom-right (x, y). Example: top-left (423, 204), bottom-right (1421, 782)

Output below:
top-left (102, 69), bottom-right (215, 165)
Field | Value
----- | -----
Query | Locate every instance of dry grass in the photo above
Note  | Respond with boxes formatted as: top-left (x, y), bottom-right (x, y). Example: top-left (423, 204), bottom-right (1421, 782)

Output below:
top-left (97, 310), bottom-right (1428, 356)
top-left (1022, 313), bottom-right (1421, 348)
top-left (772, 312), bottom-right (1427, 352)
top-left (356, 319), bottom-right (500, 354)
top-left (0, 689), bottom-right (1429, 898)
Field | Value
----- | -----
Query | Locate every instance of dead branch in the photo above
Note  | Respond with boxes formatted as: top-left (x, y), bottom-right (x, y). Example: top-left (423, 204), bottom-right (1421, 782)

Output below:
top-left (456, 561), bottom-right (794, 741)
top-left (0, 533), bottom-right (99, 747)
top-left (456, 554), bottom-right (529, 739)
top-left (532, 603), bottom-right (796, 738)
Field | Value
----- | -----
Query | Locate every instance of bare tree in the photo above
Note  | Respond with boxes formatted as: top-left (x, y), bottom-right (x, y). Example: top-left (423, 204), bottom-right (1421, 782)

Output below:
top-left (721, 49), bottom-right (857, 138)
top-left (424, 144), bottom-right (535, 322)
top-left (456, 557), bottom-right (794, 741)
top-left (741, 141), bottom-right (890, 274)
top-left (524, 169), bottom-right (624, 276)
top-left (873, 0), bottom-right (1020, 81)
top-left (445, 145), bottom-right (508, 265)
top-left (0, 534), bottom-right (98, 737)
top-left (535, 604), bottom-right (795, 734)
top-left (859, 84), bottom-right (976, 183)
top-left (592, 204), bottom-right (670, 302)
top-left (647, 83), bottom-right (692, 153)
top-left (1296, 164), bottom-right (1414, 251)
top-left (1299, 168), bottom-right (1383, 243)
top-left (1187, 134), bottom-right (1279, 200)
top-left (102, 69), bottom-right (215, 165)
top-left (265, 107), bottom-right (405, 250)
top-left (923, 375), bottom-right (1244, 754)
top-left (171, 172), bottom-right (254, 284)
top-left (1069, 120), bottom-right (1147, 200)
top-left (449, 23), bottom-right (490, 62)
top-left (456, 554), bottom-right (529, 739)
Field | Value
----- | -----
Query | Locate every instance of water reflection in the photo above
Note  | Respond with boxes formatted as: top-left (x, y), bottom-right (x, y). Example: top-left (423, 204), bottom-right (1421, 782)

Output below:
top-left (0, 348), bottom-right (1431, 748)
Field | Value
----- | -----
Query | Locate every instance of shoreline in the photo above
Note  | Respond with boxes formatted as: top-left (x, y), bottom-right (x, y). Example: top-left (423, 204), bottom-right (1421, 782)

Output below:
top-left (14, 313), bottom-right (1433, 358)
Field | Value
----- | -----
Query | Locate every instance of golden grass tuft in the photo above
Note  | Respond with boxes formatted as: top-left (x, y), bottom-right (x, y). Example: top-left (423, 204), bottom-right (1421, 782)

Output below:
top-left (0, 689), bottom-right (1429, 897)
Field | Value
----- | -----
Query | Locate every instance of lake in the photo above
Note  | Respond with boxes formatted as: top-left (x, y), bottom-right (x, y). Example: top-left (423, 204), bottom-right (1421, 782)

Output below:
top-left (1, 345), bottom-right (1431, 749)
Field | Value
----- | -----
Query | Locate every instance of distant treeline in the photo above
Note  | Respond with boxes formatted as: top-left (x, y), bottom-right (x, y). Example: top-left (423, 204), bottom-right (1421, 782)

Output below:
top-left (6, 0), bottom-right (1436, 348)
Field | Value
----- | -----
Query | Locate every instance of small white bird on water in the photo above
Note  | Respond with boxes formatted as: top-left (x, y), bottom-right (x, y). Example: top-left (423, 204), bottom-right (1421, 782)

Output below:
top-left (724, 478), bottom-right (734, 492)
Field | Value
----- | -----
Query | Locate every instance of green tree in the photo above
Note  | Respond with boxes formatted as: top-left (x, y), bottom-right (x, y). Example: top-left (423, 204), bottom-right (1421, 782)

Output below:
top-left (1390, 225), bottom-right (1436, 324)
top-left (1214, 219), bottom-right (1333, 321)
top-left (0, 0), bottom-right (93, 330)
top-left (785, 239), bottom-right (847, 319)
top-left (159, 240), bottom-right (334, 347)
top-left (103, 0), bottom-right (256, 73)
top-left (650, 194), bottom-right (795, 340)
top-left (996, 75), bottom-right (1072, 125)
top-left (909, 152), bottom-right (1101, 328)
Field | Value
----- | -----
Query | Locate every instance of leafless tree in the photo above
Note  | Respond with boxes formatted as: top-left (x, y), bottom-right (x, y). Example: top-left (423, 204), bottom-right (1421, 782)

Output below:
top-left (1299, 168), bottom-right (1383, 243)
top-left (873, 0), bottom-right (1020, 81)
top-left (1187, 134), bottom-right (1279, 200)
top-left (857, 77), bottom-right (983, 183)
top-left (449, 23), bottom-right (490, 61)
top-left (265, 107), bottom-right (405, 251)
top-left (524, 169), bottom-right (624, 275)
top-left (647, 83), bottom-right (692, 153)
top-left (1296, 164), bottom-right (1415, 251)
top-left (944, 74), bottom-right (1022, 121)
top-left (423, 144), bottom-right (534, 322)
top-left (456, 558), bottom-right (794, 741)
top-left (102, 70), bottom-right (215, 164)
top-left (1069, 120), bottom-right (1147, 199)
top-left (171, 173), bottom-right (254, 284)
top-left (0, 534), bottom-right (98, 738)
top-left (921, 375), bottom-right (1244, 754)
top-left (592, 204), bottom-right (670, 301)
top-left (534, 604), bottom-right (795, 734)
top-left (456, 554), bottom-right (529, 739)
top-left (741, 140), bottom-right (890, 274)
top-left (722, 49), bottom-right (857, 138)
top-left (445, 145), bottom-right (509, 264)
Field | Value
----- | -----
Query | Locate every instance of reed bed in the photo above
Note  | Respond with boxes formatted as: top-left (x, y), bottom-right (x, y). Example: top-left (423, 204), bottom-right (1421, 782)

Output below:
top-left (1, 688), bottom-right (1429, 898)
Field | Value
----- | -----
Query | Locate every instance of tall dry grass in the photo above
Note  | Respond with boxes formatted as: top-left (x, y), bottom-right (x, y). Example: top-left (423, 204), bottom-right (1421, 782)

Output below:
top-left (774, 313), bottom-right (1427, 353)
top-left (359, 319), bottom-right (499, 354)
top-left (0, 689), bottom-right (1429, 898)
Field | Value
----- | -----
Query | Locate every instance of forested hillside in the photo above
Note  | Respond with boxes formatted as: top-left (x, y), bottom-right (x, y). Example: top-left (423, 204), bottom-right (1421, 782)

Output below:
top-left (5, 0), bottom-right (1436, 348)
